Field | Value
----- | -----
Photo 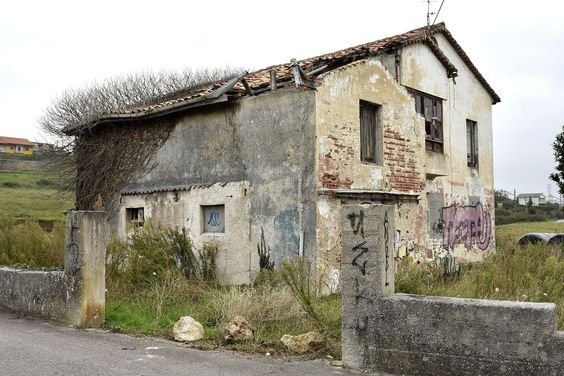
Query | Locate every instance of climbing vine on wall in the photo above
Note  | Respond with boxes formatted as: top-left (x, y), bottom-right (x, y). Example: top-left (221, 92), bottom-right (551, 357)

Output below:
top-left (73, 120), bottom-right (174, 211)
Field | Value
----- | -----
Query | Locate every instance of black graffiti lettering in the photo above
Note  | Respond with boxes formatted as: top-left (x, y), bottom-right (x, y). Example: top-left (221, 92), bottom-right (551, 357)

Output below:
top-left (384, 211), bottom-right (390, 286)
top-left (347, 210), bottom-right (365, 238)
top-left (352, 240), bottom-right (369, 275)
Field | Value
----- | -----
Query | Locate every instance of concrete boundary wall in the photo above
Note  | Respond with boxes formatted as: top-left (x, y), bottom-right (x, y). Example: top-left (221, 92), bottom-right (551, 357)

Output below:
top-left (341, 204), bottom-right (564, 376)
top-left (0, 268), bottom-right (65, 320)
top-left (0, 211), bottom-right (109, 328)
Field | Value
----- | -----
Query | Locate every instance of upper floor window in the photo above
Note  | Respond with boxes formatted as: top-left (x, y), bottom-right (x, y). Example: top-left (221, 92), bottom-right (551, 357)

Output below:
top-left (411, 90), bottom-right (443, 153)
top-left (359, 100), bottom-right (382, 165)
top-left (466, 119), bottom-right (478, 168)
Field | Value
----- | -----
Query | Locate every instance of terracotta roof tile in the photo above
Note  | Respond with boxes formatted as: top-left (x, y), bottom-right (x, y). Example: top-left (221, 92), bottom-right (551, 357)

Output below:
top-left (0, 136), bottom-right (34, 146)
top-left (106, 22), bottom-right (499, 118)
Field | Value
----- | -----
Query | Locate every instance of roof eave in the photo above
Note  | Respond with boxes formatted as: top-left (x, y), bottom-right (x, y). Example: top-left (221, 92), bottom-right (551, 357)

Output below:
top-left (64, 72), bottom-right (248, 136)
top-left (430, 24), bottom-right (501, 104)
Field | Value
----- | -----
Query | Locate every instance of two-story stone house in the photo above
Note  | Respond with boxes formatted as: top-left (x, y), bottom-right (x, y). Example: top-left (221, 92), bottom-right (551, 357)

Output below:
top-left (69, 23), bottom-right (499, 290)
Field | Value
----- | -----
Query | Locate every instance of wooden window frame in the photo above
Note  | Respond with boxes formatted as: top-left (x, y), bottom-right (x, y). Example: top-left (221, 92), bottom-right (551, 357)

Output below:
top-left (466, 119), bottom-right (478, 168)
top-left (359, 100), bottom-right (383, 165)
top-left (126, 207), bottom-right (144, 227)
top-left (409, 89), bottom-right (444, 153)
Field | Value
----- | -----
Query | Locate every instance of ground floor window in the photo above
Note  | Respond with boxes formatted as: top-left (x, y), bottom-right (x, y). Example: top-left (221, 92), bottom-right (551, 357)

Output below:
top-left (202, 205), bottom-right (225, 233)
top-left (126, 207), bottom-right (144, 227)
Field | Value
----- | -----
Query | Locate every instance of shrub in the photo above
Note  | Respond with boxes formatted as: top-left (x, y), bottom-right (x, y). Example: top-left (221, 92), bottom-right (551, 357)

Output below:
top-left (0, 216), bottom-right (65, 267)
top-left (106, 223), bottom-right (218, 294)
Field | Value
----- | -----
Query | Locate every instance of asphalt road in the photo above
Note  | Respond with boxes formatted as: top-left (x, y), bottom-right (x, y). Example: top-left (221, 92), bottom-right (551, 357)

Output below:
top-left (0, 311), bottom-right (364, 376)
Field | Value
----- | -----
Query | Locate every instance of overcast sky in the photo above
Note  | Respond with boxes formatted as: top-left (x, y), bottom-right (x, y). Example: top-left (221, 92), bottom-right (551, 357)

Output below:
top-left (1, 0), bottom-right (563, 196)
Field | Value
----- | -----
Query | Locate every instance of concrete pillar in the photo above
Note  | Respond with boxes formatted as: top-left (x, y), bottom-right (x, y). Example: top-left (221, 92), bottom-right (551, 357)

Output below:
top-left (64, 211), bottom-right (109, 328)
top-left (341, 204), bottom-right (394, 369)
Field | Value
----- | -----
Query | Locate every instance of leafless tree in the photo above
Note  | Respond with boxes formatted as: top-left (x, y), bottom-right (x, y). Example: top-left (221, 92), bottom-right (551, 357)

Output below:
top-left (40, 67), bottom-right (244, 209)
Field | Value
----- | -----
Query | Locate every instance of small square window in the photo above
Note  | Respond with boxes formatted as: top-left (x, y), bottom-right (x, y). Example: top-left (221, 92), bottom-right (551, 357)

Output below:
top-left (126, 207), bottom-right (144, 227)
top-left (202, 205), bottom-right (225, 233)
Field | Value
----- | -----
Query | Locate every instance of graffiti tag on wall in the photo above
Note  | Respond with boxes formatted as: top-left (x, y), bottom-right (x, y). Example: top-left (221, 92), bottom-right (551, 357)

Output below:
top-left (347, 209), bottom-right (373, 334)
top-left (436, 203), bottom-right (492, 251)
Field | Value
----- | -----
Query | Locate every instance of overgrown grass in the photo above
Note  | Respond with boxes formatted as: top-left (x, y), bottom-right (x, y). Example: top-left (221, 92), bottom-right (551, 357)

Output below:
top-left (0, 171), bottom-right (72, 222)
top-left (396, 221), bottom-right (564, 329)
top-left (105, 225), bottom-right (341, 357)
top-left (0, 216), bottom-right (66, 267)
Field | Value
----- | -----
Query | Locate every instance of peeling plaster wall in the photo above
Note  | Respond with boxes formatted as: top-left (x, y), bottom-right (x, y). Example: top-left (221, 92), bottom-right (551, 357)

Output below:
top-left (315, 58), bottom-right (426, 293)
top-left (401, 35), bottom-right (495, 261)
top-left (113, 88), bottom-right (317, 284)
top-left (119, 182), bottom-right (252, 285)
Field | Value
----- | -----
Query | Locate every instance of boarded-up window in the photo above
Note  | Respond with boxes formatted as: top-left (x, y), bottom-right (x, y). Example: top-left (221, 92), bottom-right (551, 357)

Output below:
top-left (410, 89), bottom-right (444, 153)
top-left (359, 100), bottom-right (382, 164)
top-left (202, 205), bottom-right (225, 233)
top-left (427, 192), bottom-right (444, 238)
top-left (466, 119), bottom-right (478, 168)
top-left (126, 207), bottom-right (144, 227)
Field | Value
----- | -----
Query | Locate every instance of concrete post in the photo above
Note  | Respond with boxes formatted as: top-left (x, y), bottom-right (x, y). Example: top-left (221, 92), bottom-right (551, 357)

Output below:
top-left (64, 211), bottom-right (109, 328)
top-left (341, 204), bottom-right (394, 369)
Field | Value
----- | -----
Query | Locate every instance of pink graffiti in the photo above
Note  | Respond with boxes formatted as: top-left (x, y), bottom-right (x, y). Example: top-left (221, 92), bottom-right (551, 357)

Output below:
top-left (440, 203), bottom-right (492, 251)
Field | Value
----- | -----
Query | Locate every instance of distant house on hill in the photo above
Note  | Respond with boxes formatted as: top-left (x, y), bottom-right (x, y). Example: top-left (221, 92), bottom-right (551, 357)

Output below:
top-left (517, 193), bottom-right (546, 206)
top-left (0, 136), bottom-right (34, 155)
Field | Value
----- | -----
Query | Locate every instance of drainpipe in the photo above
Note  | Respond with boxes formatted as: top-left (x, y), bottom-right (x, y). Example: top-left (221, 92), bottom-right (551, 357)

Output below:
top-left (394, 48), bottom-right (402, 83)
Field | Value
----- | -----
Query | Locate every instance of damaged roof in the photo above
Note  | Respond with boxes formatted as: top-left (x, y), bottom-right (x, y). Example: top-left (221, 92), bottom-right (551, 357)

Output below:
top-left (74, 22), bottom-right (500, 129)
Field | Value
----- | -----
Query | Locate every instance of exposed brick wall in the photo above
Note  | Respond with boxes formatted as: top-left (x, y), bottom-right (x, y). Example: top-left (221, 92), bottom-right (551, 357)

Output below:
top-left (383, 128), bottom-right (422, 192)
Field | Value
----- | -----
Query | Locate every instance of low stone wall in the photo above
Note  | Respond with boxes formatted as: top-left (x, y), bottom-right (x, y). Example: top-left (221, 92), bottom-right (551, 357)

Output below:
top-left (0, 211), bottom-right (109, 327)
top-left (0, 268), bottom-right (65, 321)
top-left (0, 159), bottom-right (44, 171)
top-left (341, 204), bottom-right (564, 376)
top-left (368, 294), bottom-right (564, 375)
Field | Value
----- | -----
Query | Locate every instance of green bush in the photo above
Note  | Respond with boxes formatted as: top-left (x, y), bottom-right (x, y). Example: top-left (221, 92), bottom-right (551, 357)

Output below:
top-left (106, 223), bottom-right (219, 294)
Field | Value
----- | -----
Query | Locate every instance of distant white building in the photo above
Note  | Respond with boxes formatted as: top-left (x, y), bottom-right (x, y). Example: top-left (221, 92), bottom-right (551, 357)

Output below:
top-left (517, 193), bottom-right (546, 206)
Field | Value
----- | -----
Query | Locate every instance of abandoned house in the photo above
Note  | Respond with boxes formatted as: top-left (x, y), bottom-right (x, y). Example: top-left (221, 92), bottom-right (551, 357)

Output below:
top-left (68, 23), bottom-right (499, 292)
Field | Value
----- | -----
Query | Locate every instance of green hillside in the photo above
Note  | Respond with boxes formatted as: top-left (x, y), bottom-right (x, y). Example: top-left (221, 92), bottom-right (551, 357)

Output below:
top-left (0, 171), bottom-right (73, 222)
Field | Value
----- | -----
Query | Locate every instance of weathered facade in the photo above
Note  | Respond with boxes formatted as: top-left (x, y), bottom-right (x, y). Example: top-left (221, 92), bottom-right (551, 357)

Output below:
top-left (71, 23), bottom-right (499, 288)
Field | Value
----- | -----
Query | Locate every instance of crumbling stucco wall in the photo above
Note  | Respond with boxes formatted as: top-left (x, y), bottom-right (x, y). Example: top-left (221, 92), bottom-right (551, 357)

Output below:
top-left (115, 88), bottom-right (317, 284)
top-left (401, 36), bottom-right (495, 261)
top-left (120, 182), bottom-right (253, 284)
top-left (314, 58), bottom-right (426, 293)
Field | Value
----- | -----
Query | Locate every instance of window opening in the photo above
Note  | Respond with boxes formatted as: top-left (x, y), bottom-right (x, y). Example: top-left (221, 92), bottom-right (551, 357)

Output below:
top-left (359, 100), bottom-right (383, 164)
top-left (466, 119), bottom-right (478, 168)
top-left (202, 205), bottom-right (225, 233)
top-left (126, 207), bottom-right (144, 227)
top-left (410, 90), bottom-right (443, 153)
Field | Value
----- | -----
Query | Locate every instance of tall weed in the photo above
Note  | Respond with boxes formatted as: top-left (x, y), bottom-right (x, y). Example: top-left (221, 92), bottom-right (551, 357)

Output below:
top-left (0, 216), bottom-right (65, 267)
top-left (396, 222), bottom-right (564, 329)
